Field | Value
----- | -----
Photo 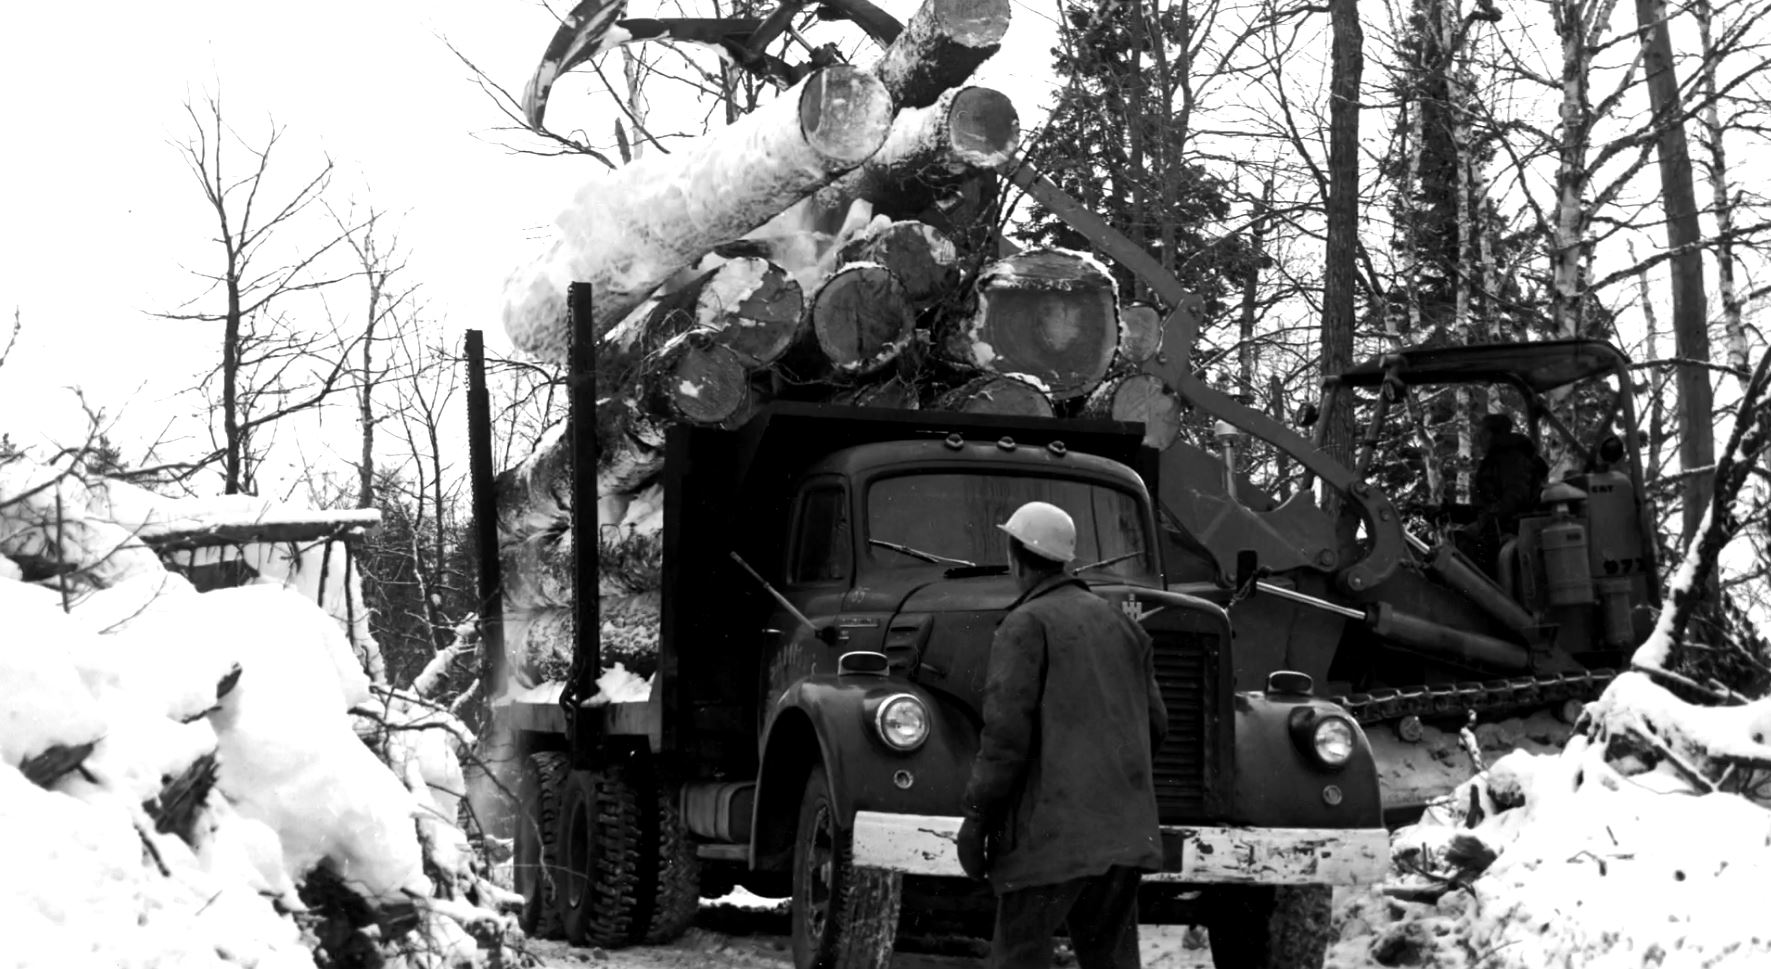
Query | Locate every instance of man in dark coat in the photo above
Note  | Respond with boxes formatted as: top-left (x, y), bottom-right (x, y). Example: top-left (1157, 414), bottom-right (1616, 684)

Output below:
top-left (1464, 412), bottom-right (1549, 572)
top-left (956, 501), bottom-right (1168, 969)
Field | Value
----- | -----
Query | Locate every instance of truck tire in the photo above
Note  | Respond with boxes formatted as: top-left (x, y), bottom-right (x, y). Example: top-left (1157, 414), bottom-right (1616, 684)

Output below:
top-left (790, 765), bottom-right (902, 969)
top-left (515, 751), bottom-right (569, 939)
top-left (641, 783), bottom-right (701, 944)
top-left (555, 767), bottom-right (646, 947)
top-left (1204, 885), bottom-right (1332, 969)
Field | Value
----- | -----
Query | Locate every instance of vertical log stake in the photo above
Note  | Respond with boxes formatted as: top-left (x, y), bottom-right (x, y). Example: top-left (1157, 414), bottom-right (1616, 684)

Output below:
top-left (465, 329), bottom-right (506, 733)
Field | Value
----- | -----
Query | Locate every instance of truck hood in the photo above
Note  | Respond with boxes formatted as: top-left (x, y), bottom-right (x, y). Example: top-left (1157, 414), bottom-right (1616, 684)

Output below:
top-left (894, 574), bottom-right (1024, 614)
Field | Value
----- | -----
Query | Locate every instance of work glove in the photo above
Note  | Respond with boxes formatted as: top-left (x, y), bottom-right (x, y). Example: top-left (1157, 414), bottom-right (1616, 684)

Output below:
top-left (957, 816), bottom-right (990, 881)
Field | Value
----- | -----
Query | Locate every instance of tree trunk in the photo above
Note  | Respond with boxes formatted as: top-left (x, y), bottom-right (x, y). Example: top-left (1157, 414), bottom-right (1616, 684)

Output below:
top-left (873, 0), bottom-right (1012, 109)
top-left (941, 249), bottom-right (1119, 399)
top-left (1696, 0), bottom-right (1746, 383)
top-left (1238, 179), bottom-right (1273, 399)
top-left (930, 375), bottom-right (1054, 416)
top-left (1083, 373), bottom-right (1183, 450)
top-left (503, 65), bottom-right (894, 360)
top-left (1636, 0), bottom-right (1713, 542)
top-left (1320, 0), bottom-right (1363, 527)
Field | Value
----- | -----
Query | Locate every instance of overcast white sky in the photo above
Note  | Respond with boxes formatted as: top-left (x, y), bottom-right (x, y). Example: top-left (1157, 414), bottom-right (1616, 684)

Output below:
top-left (0, 0), bottom-right (1062, 466)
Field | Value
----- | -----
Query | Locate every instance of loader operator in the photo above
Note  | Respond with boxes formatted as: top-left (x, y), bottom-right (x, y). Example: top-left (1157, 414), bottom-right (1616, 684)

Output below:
top-left (1463, 412), bottom-right (1548, 573)
top-left (956, 501), bottom-right (1168, 969)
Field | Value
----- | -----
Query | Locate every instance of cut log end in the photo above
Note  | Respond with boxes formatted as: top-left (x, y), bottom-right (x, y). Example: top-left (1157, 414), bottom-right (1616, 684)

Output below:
top-left (1085, 373), bottom-right (1183, 450)
top-left (876, 0), bottom-right (1014, 108)
top-left (811, 265), bottom-right (917, 375)
top-left (1117, 303), bottom-right (1163, 367)
top-left (837, 221), bottom-right (959, 307)
top-left (946, 249), bottom-right (1119, 399)
top-left (801, 66), bottom-right (895, 165)
top-left (932, 375), bottom-right (1054, 417)
top-left (655, 339), bottom-right (749, 424)
top-left (698, 258), bottom-right (805, 369)
top-left (947, 87), bottom-right (1020, 168)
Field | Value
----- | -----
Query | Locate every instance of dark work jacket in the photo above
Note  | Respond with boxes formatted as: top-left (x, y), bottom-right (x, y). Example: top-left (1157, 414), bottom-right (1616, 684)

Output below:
top-left (960, 574), bottom-right (1168, 894)
top-left (1475, 431), bottom-right (1548, 535)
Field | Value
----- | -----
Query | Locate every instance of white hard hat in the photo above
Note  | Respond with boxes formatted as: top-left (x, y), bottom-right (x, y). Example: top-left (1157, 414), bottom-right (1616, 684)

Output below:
top-left (997, 501), bottom-right (1076, 563)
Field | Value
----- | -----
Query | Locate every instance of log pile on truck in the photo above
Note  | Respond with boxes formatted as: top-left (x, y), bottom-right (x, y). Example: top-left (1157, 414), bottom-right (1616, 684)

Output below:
top-left (490, 0), bottom-right (1187, 695)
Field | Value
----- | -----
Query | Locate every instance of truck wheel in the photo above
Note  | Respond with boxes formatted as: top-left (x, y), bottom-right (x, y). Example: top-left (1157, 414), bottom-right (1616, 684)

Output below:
top-left (790, 765), bottom-right (902, 969)
top-left (515, 751), bottom-right (568, 939)
top-left (1204, 885), bottom-right (1332, 969)
top-left (555, 767), bottom-right (645, 947)
top-left (641, 783), bottom-right (701, 944)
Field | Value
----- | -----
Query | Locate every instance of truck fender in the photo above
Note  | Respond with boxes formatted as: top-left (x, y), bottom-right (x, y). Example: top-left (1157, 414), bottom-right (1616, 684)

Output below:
top-left (749, 676), bottom-right (977, 872)
top-left (1227, 692), bottom-right (1385, 828)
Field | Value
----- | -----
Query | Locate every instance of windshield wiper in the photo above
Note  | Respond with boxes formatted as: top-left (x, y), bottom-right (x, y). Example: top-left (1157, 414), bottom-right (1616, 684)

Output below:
top-left (1074, 549), bottom-right (1145, 573)
top-left (869, 539), bottom-right (975, 567)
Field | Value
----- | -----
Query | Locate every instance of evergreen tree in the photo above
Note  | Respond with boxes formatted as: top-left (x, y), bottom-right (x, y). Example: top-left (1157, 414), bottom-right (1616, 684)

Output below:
top-left (1014, 1), bottom-right (1255, 321)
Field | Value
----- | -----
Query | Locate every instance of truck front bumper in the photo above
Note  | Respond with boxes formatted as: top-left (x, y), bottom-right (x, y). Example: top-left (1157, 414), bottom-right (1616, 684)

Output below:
top-left (850, 811), bottom-right (1390, 886)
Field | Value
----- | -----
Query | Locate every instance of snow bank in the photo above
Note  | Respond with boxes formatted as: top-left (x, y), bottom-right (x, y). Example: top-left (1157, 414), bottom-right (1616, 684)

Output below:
top-left (1, 458), bottom-right (507, 968)
top-left (1332, 737), bottom-right (1771, 968)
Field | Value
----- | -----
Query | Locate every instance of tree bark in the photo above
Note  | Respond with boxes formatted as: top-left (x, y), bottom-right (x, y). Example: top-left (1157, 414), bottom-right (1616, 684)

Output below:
top-left (941, 249), bottom-right (1119, 399)
top-left (503, 65), bottom-right (894, 360)
top-left (1636, 0), bottom-right (1713, 542)
top-left (1320, 0), bottom-right (1364, 526)
top-left (873, 0), bottom-right (1012, 109)
top-left (1696, 0), bottom-right (1746, 383)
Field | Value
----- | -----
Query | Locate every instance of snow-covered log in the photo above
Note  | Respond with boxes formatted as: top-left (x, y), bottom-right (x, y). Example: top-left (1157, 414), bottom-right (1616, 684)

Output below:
top-left (788, 263), bottom-right (917, 378)
top-left (503, 604), bottom-right (659, 691)
top-left (837, 219), bottom-right (960, 310)
top-left (940, 248), bottom-right (1120, 399)
top-left (873, 0), bottom-right (1013, 109)
top-left (500, 527), bottom-right (574, 612)
top-left (503, 65), bottom-right (894, 361)
top-left (1083, 373), bottom-right (1184, 450)
top-left (824, 86), bottom-right (1020, 217)
top-left (931, 375), bottom-right (1054, 416)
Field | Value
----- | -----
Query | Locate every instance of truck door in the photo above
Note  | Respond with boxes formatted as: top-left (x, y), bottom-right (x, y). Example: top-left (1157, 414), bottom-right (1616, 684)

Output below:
top-left (762, 477), bottom-right (855, 707)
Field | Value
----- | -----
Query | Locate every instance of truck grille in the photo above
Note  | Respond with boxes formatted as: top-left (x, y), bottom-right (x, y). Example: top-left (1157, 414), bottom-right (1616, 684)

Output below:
top-left (1151, 630), bottom-right (1217, 819)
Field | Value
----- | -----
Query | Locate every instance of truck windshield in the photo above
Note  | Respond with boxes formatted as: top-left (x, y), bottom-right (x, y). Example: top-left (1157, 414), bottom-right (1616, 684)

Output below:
top-left (865, 473), bottom-right (1154, 579)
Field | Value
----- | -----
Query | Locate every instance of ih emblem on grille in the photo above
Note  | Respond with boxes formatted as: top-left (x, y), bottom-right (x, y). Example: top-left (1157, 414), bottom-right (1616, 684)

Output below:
top-left (1120, 596), bottom-right (1160, 623)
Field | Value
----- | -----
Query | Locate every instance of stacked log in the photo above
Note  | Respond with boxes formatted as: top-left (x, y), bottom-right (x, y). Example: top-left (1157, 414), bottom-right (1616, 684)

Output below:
top-left (491, 0), bottom-right (1215, 692)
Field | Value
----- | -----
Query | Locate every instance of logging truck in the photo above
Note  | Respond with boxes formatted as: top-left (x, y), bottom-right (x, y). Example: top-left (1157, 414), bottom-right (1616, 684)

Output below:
top-left (467, 314), bottom-right (1389, 969)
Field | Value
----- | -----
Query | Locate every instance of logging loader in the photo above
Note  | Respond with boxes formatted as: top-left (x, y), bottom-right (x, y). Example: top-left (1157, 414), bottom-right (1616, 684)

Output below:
top-left (1023, 173), bottom-right (1662, 812)
top-left (468, 293), bottom-right (1390, 968)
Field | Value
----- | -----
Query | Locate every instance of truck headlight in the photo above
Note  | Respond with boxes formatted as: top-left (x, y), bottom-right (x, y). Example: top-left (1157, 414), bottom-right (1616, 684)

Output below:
top-left (1312, 716), bottom-right (1356, 767)
top-left (874, 694), bottom-right (929, 751)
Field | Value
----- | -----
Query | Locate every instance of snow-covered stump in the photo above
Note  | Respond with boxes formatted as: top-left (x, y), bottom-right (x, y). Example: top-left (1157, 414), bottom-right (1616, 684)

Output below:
top-left (784, 263), bottom-right (918, 379)
top-left (824, 86), bottom-right (1021, 218)
top-left (503, 65), bottom-right (895, 360)
top-left (1084, 373), bottom-right (1185, 450)
top-left (873, 0), bottom-right (1013, 108)
top-left (939, 248), bottom-right (1120, 399)
top-left (931, 375), bottom-right (1055, 416)
top-left (836, 219), bottom-right (960, 311)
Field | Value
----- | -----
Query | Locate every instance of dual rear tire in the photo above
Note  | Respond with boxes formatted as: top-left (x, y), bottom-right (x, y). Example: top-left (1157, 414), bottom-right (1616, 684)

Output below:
top-left (513, 753), bottom-right (700, 947)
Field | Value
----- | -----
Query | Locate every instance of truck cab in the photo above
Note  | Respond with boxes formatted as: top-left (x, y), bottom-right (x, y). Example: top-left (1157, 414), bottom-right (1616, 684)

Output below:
top-left (498, 403), bottom-right (1389, 969)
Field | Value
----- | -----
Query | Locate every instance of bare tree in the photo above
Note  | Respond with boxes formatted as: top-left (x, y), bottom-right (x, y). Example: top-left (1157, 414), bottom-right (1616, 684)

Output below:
top-left (158, 91), bottom-right (362, 494)
top-left (330, 204), bottom-right (420, 510)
